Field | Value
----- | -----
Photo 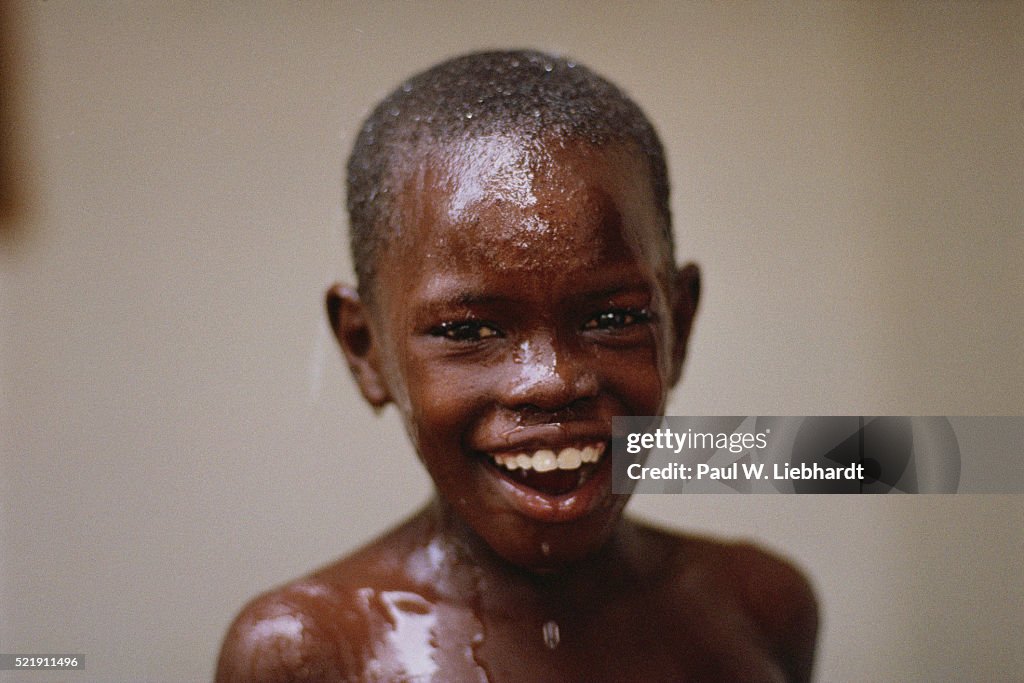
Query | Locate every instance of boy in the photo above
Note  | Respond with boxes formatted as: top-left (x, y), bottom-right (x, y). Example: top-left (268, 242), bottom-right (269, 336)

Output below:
top-left (216, 50), bottom-right (817, 682)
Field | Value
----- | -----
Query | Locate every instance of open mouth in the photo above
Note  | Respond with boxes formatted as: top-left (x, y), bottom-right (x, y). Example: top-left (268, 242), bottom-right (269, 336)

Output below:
top-left (484, 443), bottom-right (606, 496)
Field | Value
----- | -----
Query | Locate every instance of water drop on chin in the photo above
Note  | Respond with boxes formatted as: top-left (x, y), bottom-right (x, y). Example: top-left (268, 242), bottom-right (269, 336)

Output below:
top-left (542, 620), bottom-right (560, 649)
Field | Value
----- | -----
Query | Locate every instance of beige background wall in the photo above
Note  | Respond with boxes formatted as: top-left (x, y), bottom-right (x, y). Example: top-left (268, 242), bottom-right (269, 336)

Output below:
top-left (2, 2), bottom-right (1022, 681)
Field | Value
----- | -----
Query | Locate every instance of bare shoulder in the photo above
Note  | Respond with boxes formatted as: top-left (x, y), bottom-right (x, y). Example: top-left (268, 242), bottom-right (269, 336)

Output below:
top-left (215, 514), bottom-right (432, 682)
top-left (723, 539), bottom-right (818, 679)
top-left (622, 524), bottom-right (815, 679)
top-left (726, 541), bottom-right (818, 634)
top-left (636, 523), bottom-right (819, 682)
top-left (214, 577), bottom-right (363, 683)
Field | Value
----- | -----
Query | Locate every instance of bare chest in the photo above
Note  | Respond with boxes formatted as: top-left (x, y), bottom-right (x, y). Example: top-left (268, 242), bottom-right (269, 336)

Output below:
top-left (347, 588), bottom-right (787, 683)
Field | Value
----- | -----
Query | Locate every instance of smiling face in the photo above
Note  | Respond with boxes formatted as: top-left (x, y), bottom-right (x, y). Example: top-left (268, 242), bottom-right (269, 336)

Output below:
top-left (332, 134), bottom-right (697, 570)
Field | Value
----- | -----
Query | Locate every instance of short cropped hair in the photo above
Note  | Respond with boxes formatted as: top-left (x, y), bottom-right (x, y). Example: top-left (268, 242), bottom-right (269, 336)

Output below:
top-left (346, 49), bottom-right (672, 299)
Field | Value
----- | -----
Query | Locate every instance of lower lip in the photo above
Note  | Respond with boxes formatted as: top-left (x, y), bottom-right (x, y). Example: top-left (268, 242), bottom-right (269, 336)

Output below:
top-left (480, 446), bottom-right (615, 524)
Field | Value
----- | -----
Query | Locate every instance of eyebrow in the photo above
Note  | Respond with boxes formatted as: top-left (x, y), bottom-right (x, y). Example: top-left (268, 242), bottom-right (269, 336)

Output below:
top-left (577, 282), bottom-right (652, 300)
top-left (418, 283), bottom-right (653, 317)
top-left (418, 279), bottom-right (511, 309)
top-left (420, 261), bottom-right (657, 306)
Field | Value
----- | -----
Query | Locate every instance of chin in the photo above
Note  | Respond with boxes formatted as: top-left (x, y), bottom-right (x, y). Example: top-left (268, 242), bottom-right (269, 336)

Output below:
top-left (475, 499), bottom-right (629, 574)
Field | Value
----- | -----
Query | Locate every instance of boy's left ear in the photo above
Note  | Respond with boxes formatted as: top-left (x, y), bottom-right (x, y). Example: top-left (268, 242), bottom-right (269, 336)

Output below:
top-left (669, 262), bottom-right (701, 386)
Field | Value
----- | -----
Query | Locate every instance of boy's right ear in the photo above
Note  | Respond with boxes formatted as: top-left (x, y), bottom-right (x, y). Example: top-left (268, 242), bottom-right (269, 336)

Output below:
top-left (325, 284), bottom-right (391, 408)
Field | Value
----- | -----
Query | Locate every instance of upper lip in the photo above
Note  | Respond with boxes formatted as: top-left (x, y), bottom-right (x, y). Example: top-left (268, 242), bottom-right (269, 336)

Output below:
top-left (472, 422), bottom-right (611, 454)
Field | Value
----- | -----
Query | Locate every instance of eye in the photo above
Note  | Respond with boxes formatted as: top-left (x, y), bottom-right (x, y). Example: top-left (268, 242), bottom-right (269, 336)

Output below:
top-left (583, 307), bottom-right (652, 331)
top-left (430, 320), bottom-right (503, 341)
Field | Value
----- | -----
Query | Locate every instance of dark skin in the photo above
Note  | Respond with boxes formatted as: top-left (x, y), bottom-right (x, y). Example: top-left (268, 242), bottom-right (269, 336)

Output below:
top-left (216, 135), bottom-right (817, 682)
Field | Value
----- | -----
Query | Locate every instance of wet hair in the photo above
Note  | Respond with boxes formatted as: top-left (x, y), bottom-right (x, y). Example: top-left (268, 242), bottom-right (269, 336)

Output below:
top-left (346, 49), bottom-right (672, 299)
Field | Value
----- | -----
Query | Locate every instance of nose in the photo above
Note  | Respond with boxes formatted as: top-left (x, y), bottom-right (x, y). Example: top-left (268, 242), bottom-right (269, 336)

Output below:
top-left (503, 332), bottom-right (599, 412)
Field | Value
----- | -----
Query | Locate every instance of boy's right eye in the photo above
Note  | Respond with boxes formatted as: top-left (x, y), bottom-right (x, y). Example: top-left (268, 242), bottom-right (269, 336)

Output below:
top-left (430, 320), bottom-right (503, 342)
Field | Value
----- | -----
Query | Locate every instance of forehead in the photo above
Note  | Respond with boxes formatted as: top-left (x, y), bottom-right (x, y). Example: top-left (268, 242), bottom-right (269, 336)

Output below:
top-left (385, 135), bottom-right (667, 285)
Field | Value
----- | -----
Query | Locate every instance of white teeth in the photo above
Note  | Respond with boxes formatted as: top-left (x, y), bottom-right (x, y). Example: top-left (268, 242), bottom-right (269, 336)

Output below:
top-left (491, 443), bottom-right (605, 473)
top-left (557, 448), bottom-right (582, 470)
top-left (533, 450), bottom-right (557, 472)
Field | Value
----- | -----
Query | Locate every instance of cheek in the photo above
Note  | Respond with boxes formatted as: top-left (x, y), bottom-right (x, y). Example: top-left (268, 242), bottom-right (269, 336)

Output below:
top-left (401, 356), bottom-right (494, 446)
top-left (599, 346), bottom-right (666, 413)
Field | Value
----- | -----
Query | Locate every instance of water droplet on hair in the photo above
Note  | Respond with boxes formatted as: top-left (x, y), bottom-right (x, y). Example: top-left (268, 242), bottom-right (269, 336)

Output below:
top-left (401, 82), bottom-right (413, 93)
top-left (388, 107), bottom-right (400, 117)
top-left (542, 620), bottom-right (560, 649)
top-left (465, 112), bottom-right (474, 119)
top-left (543, 62), bottom-right (553, 72)
top-left (567, 61), bottom-right (577, 69)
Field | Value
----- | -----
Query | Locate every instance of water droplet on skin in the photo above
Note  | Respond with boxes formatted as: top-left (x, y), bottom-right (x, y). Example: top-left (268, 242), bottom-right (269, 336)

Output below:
top-left (540, 542), bottom-right (551, 556)
top-left (465, 556), bottom-right (493, 681)
top-left (542, 620), bottom-right (560, 649)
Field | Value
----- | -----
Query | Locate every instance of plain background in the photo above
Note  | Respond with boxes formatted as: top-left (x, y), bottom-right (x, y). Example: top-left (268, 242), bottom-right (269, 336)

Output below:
top-left (2, 2), bottom-right (1022, 681)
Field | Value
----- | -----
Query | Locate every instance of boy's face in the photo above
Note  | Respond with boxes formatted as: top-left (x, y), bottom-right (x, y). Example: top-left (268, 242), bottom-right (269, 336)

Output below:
top-left (332, 134), bottom-right (697, 570)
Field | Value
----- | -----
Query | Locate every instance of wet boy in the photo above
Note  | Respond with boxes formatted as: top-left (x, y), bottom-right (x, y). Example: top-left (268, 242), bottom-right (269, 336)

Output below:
top-left (217, 50), bottom-right (817, 682)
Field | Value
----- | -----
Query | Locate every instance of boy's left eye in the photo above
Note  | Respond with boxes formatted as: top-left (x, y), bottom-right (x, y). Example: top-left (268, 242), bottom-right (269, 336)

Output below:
top-left (583, 308), bottom-right (652, 330)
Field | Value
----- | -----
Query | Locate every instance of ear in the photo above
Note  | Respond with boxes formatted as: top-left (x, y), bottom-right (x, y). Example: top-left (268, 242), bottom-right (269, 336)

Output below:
top-left (325, 283), bottom-right (392, 408)
top-left (669, 262), bottom-right (701, 387)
